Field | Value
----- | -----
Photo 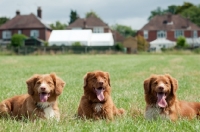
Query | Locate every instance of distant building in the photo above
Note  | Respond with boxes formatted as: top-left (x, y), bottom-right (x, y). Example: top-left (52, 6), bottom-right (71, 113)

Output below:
top-left (67, 15), bottom-right (110, 33)
top-left (137, 14), bottom-right (200, 51)
top-left (0, 7), bottom-right (51, 44)
top-left (67, 15), bottom-right (124, 44)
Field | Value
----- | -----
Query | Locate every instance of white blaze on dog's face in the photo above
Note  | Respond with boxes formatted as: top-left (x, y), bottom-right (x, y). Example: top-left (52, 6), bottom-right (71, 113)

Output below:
top-left (26, 73), bottom-right (65, 103)
top-left (144, 74), bottom-right (178, 108)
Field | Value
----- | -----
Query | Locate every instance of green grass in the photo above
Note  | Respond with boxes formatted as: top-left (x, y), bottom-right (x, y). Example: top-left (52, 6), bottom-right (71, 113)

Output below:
top-left (0, 54), bottom-right (200, 132)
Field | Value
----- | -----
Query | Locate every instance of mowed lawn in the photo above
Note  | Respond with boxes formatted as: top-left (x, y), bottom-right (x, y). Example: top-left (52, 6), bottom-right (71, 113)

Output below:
top-left (0, 54), bottom-right (200, 132)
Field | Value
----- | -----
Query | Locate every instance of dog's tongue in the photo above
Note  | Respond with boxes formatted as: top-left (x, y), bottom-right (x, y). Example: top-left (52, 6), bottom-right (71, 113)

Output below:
top-left (157, 93), bottom-right (167, 108)
top-left (40, 93), bottom-right (49, 102)
top-left (95, 89), bottom-right (104, 101)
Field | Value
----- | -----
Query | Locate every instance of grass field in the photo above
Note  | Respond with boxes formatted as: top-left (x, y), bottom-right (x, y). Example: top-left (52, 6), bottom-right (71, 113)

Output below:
top-left (0, 54), bottom-right (200, 132)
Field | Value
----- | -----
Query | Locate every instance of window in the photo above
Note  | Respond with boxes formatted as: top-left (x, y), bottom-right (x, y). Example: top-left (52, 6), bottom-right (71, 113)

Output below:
top-left (193, 31), bottom-right (198, 38)
top-left (2, 30), bottom-right (11, 39)
top-left (18, 30), bottom-right (22, 34)
top-left (93, 27), bottom-right (104, 33)
top-left (143, 30), bottom-right (148, 39)
top-left (175, 30), bottom-right (184, 38)
top-left (157, 30), bottom-right (166, 38)
top-left (30, 30), bottom-right (39, 38)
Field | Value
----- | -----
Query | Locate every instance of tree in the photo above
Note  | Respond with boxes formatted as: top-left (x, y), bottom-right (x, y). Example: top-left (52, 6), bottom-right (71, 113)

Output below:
top-left (148, 7), bottom-right (166, 20)
top-left (69, 10), bottom-right (79, 24)
top-left (136, 35), bottom-right (149, 51)
top-left (49, 21), bottom-right (67, 30)
top-left (0, 17), bottom-right (10, 26)
top-left (180, 5), bottom-right (200, 26)
top-left (85, 10), bottom-right (100, 18)
top-left (111, 24), bottom-right (136, 37)
top-left (175, 2), bottom-right (194, 14)
top-left (11, 34), bottom-right (27, 47)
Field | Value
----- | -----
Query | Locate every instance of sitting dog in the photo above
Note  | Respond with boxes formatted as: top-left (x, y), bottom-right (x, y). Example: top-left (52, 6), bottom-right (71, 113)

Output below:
top-left (0, 73), bottom-right (65, 121)
top-left (77, 70), bottom-right (125, 120)
top-left (144, 74), bottom-right (200, 121)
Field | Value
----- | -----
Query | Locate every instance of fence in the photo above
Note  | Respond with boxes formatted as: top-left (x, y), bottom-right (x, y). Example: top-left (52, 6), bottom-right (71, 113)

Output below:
top-left (0, 45), bottom-right (120, 55)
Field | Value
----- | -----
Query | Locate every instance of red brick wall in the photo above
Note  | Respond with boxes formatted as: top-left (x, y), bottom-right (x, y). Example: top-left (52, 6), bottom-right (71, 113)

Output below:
top-left (184, 30), bottom-right (192, 38)
top-left (167, 31), bottom-right (175, 41)
top-left (45, 29), bottom-right (51, 41)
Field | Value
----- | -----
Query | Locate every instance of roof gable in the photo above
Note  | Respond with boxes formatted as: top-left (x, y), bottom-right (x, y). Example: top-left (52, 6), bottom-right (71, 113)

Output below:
top-left (0, 13), bottom-right (51, 30)
top-left (67, 15), bottom-right (109, 28)
top-left (141, 14), bottom-right (200, 30)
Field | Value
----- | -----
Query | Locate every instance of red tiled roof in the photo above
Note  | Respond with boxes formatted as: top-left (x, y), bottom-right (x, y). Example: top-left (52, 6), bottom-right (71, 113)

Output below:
top-left (111, 30), bottom-right (125, 43)
top-left (141, 14), bottom-right (200, 30)
top-left (0, 13), bottom-right (51, 30)
top-left (67, 15), bottom-right (109, 28)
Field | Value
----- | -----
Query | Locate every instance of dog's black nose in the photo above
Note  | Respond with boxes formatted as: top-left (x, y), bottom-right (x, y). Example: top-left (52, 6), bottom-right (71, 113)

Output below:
top-left (99, 81), bottom-right (103, 85)
top-left (158, 86), bottom-right (164, 90)
top-left (40, 87), bottom-right (46, 91)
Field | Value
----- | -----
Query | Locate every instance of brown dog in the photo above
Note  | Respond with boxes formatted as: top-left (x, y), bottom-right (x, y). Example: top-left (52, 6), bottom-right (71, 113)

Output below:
top-left (0, 73), bottom-right (65, 120)
top-left (77, 70), bottom-right (125, 120)
top-left (144, 74), bottom-right (200, 121)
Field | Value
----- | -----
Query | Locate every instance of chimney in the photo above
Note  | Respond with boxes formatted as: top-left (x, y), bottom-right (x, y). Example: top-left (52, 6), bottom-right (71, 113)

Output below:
top-left (167, 13), bottom-right (172, 23)
top-left (37, 7), bottom-right (42, 18)
top-left (16, 10), bottom-right (20, 15)
top-left (83, 19), bottom-right (86, 28)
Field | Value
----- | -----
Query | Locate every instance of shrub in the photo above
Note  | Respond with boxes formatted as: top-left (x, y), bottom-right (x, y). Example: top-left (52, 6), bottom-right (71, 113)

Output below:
top-left (176, 36), bottom-right (189, 49)
top-left (72, 42), bottom-right (82, 46)
top-left (11, 34), bottom-right (27, 47)
top-left (115, 42), bottom-right (124, 51)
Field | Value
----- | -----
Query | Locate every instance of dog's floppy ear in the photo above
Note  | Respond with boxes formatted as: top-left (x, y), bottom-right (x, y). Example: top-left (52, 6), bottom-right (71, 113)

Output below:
top-left (165, 74), bottom-right (178, 95)
top-left (144, 75), bottom-right (155, 94)
top-left (83, 72), bottom-right (89, 88)
top-left (105, 72), bottom-right (111, 86)
top-left (50, 73), bottom-right (65, 96)
top-left (26, 74), bottom-right (39, 95)
top-left (83, 72), bottom-right (94, 88)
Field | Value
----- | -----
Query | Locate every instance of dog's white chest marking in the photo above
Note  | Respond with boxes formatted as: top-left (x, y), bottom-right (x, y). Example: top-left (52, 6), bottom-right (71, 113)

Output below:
top-left (44, 106), bottom-right (55, 119)
top-left (145, 106), bottom-right (170, 120)
top-left (37, 102), bottom-right (55, 119)
top-left (95, 103), bottom-right (103, 113)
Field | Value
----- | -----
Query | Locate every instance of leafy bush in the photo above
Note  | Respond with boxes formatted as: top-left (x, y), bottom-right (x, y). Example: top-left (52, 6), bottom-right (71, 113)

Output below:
top-left (11, 34), bottom-right (27, 47)
top-left (115, 42), bottom-right (124, 51)
top-left (72, 42), bottom-right (82, 46)
top-left (176, 36), bottom-right (189, 49)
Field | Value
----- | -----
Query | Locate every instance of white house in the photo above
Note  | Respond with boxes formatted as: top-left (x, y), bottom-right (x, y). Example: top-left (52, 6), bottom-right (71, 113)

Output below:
top-left (48, 30), bottom-right (114, 46)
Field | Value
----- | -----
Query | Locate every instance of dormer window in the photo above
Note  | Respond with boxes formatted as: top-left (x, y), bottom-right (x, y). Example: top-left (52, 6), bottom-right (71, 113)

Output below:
top-left (157, 30), bottom-right (166, 38)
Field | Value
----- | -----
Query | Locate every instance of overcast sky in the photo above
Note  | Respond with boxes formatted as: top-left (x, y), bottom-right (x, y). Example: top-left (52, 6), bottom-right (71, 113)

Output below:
top-left (0, 0), bottom-right (199, 30)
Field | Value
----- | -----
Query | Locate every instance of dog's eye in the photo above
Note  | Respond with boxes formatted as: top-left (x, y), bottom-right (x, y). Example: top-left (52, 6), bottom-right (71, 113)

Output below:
top-left (36, 81), bottom-right (41, 85)
top-left (47, 82), bottom-right (53, 85)
top-left (165, 82), bottom-right (168, 85)
top-left (154, 82), bottom-right (157, 85)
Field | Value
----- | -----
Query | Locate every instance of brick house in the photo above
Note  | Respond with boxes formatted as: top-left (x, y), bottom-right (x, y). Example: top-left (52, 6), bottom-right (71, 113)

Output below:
top-left (67, 15), bottom-right (124, 43)
top-left (0, 7), bottom-right (52, 44)
top-left (67, 15), bottom-right (110, 33)
top-left (137, 14), bottom-right (200, 51)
